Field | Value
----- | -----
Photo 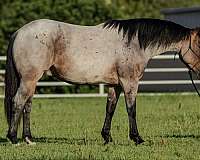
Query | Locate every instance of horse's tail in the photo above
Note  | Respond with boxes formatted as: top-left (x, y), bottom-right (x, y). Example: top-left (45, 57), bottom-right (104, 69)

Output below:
top-left (4, 32), bottom-right (20, 127)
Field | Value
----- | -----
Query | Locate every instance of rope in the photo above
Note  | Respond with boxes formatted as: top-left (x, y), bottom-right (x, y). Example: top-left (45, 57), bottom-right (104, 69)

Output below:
top-left (188, 69), bottom-right (200, 96)
top-left (177, 40), bottom-right (200, 97)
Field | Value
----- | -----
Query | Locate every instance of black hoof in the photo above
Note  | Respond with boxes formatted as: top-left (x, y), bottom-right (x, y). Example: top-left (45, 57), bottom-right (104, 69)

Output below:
top-left (130, 135), bottom-right (145, 145)
top-left (7, 133), bottom-right (18, 144)
top-left (101, 131), bottom-right (113, 144)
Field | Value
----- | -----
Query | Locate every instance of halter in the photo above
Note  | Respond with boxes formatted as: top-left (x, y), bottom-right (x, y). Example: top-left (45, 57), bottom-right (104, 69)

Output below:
top-left (176, 35), bottom-right (200, 96)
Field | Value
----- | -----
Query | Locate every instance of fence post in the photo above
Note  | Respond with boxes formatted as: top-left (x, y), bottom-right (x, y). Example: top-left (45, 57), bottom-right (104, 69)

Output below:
top-left (99, 84), bottom-right (104, 95)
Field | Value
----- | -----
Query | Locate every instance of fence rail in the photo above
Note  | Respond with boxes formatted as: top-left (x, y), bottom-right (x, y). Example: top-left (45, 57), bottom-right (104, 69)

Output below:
top-left (0, 55), bottom-right (199, 98)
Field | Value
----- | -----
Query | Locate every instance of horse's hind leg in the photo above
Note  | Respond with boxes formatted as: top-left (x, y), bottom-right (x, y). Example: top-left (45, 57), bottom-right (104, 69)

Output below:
top-left (7, 80), bottom-right (36, 144)
top-left (101, 86), bottom-right (121, 144)
top-left (22, 97), bottom-right (34, 144)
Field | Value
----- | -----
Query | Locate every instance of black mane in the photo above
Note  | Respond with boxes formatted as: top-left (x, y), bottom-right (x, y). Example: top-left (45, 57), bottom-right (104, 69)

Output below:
top-left (103, 18), bottom-right (191, 49)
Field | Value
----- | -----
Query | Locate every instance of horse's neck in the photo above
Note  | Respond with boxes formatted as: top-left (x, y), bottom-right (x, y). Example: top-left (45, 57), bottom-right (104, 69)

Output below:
top-left (146, 43), bottom-right (181, 59)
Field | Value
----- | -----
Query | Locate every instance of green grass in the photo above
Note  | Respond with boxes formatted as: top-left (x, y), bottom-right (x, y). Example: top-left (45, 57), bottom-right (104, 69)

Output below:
top-left (0, 95), bottom-right (200, 160)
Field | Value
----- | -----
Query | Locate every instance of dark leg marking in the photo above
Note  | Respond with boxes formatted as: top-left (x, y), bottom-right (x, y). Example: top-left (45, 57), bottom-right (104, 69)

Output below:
top-left (7, 102), bottom-right (24, 144)
top-left (7, 80), bottom-right (36, 144)
top-left (22, 98), bottom-right (33, 142)
top-left (126, 98), bottom-right (144, 145)
top-left (122, 80), bottom-right (144, 145)
top-left (101, 86), bottom-right (121, 144)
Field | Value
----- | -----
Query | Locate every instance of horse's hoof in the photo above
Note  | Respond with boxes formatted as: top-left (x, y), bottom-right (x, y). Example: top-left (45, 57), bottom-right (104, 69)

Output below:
top-left (103, 136), bottom-right (112, 145)
top-left (130, 135), bottom-right (145, 145)
top-left (24, 137), bottom-right (36, 145)
top-left (101, 131), bottom-right (113, 144)
top-left (6, 133), bottom-right (18, 144)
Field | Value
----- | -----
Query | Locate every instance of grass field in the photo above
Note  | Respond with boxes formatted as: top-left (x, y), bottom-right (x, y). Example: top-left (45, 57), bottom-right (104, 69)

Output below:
top-left (0, 94), bottom-right (200, 160)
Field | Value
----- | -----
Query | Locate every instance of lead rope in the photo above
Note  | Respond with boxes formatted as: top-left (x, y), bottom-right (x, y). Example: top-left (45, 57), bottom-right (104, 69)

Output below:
top-left (177, 38), bottom-right (200, 96)
top-left (188, 69), bottom-right (200, 96)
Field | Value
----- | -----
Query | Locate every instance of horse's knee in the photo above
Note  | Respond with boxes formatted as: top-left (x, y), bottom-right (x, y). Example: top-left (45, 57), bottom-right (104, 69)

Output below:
top-left (13, 81), bottom-right (35, 112)
top-left (13, 95), bottom-right (25, 112)
top-left (13, 95), bottom-right (26, 113)
top-left (17, 80), bottom-right (36, 100)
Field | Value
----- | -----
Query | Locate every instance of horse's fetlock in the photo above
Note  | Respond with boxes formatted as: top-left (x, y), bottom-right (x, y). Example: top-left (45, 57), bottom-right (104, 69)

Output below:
top-left (22, 133), bottom-right (32, 139)
top-left (7, 132), bottom-right (18, 144)
top-left (130, 134), bottom-right (144, 145)
top-left (101, 130), bottom-right (113, 144)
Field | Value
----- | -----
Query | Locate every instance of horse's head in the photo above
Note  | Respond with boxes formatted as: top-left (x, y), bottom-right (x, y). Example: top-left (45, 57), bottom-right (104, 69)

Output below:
top-left (180, 28), bottom-right (200, 77)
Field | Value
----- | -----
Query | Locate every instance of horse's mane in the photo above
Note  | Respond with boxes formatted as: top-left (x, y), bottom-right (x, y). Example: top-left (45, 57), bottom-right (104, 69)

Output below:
top-left (103, 18), bottom-right (191, 49)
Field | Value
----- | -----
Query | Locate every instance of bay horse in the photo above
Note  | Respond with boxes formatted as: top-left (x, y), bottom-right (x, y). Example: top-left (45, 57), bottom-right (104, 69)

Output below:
top-left (4, 18), bottom-right (200, 145)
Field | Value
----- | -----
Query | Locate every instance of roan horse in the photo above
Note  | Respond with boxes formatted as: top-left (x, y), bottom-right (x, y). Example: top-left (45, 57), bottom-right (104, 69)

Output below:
top-left (4, 18), bottom-right (200, 145)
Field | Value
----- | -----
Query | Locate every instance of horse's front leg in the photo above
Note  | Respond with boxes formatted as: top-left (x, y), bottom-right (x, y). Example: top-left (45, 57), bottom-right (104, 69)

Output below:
top-left (101, 86), bottom-right (121, 144)
top-left (121, 79), bottom-right (144, 145)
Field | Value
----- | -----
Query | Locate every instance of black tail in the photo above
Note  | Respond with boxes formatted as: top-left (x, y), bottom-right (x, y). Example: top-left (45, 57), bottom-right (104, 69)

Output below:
top-left (4, 32), bottom-right (20, 127)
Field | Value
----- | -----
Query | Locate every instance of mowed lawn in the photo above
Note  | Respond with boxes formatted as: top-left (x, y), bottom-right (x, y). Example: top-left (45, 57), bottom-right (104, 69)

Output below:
top-left (0, 95), bottom-right (200, 160)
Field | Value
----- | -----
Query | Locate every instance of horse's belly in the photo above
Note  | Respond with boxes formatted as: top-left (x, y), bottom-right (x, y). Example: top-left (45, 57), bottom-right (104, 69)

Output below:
top-left (53, 59), bottom-right (119, 85)
top-left (65, 66), bottom-right (119, 84)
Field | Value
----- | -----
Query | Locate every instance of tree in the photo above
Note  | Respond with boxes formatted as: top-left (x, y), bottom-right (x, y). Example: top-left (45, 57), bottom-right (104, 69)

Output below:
top-left (0, 0), bottom-right (119, 56)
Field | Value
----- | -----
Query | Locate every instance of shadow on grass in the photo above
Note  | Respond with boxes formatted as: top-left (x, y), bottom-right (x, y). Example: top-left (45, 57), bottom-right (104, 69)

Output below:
top-left (0, 136), bottom-right (148, 146)
top-left (32, 137), bottom-right (135, 146)
top-left (32, 137), bottom-right (102, 145)
top-left (160, 134), bottom-right (200, 139)
top-left (0, 136), bottom-right (103, 146)
top-left (0, 137), bottom-right (8, 143)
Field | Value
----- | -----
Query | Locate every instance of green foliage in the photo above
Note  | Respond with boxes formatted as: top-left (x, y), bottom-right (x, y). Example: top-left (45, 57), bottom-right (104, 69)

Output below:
top-left (0, 0), bottom-right (120, 94)
top-left (0, 0), bottom-right (199, 94)
top-left (110, 0), bottom-right (200, 19)
top-left (0, 95), bottom-right (200, 159)
top-left (0, 0), bottom-right (119, 55)
top-left (1, 0), bottom-right (199, 55)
